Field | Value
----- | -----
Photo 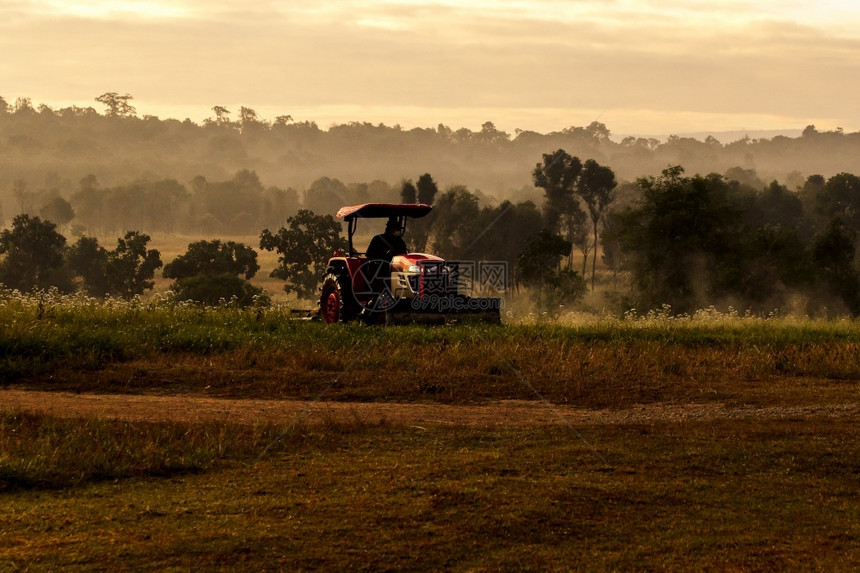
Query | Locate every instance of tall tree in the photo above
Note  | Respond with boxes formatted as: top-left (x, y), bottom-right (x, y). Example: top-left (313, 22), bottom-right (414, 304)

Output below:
top-left (811, 218), bottom-right (860, 316)
top-left (95, 92), bottom-right (136, 117)
top-left (599, 210), bottom-right (625, 287)
top-left (239, 106), bottom-right (259, 125)
top-left (408, 173), bottom-right (440, 252)
top-left (70, 179), bottom-right (105, 236)
top-left (477, 121), bottom-right (509, 144)
top-left (208, 106), bottom-right (232, 126)
top-left (753, 181), bottom-right (805, 227)
top-left (568, 205), bottom-right (590, 276)
top-left (163, 240), bottom-right (259, 280)
top-left (576, 159), bottom-right (617, 291)
top-left (303, 177), bottom-right (348, 217)
top-left (532, 149), bottom-right (582, 234)
top-left (163, 240), bottom-right (263, 306)
top-left (428, 186), bottom-right (481, 260)
top-left (724, 167), bottom-right (764, 190)
top-left (0, 214), bottom-right (71, 292)
top-left (39, 196), bottom-right (75, 230)
top-left (533, 149), bottom-right (589, 270)
top-left (799, 174), bottom-right (827, 219)
top-left (416, 173), bottom-right (438, 205)
top-left (260, 210), bottom-right (348, 300)
top-left (193, 170), bottom-right (264, 234)
top-left (400, 179), bottom-right (417, 203)
top-left (260, 186), bottom-right (301, 229)
top-left (517, 230), bottom-right (586, 310)
top-left (67, 236), bottom-right (109, 296)
top-left (105, 231), bottom-right (162, 298)
top-left (143, 179), bottom-right (189, 234)
top-left (615, 166), bottom-right (744, 313)
top-left (817, 173), bottom-right (860, 232)
top-left (12, 179), bottom-right (32, 214)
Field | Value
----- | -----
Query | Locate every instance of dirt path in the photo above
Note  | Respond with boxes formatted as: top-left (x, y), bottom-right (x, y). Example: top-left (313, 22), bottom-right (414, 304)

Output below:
top-left (2, 389), bottom-right (858, 427)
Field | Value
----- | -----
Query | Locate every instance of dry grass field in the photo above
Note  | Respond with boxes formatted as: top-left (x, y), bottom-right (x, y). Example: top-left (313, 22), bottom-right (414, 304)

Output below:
top-left (1, 413), bottom-right (857, 570)
top-left (1, 291), bottom-right (858, 569)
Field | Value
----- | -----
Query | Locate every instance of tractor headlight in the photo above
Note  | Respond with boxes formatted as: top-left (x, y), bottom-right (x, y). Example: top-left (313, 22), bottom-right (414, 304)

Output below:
top-left (407, 265), bottom-right (421, 273)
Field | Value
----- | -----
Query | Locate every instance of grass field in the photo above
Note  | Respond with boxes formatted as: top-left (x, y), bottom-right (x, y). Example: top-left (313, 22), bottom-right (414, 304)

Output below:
top-left (1, 413), bottom-right (857, 569)
top-left (3, 290), bottom-right (859, 407)
top-left (1, 290), bottom-right (859, 569)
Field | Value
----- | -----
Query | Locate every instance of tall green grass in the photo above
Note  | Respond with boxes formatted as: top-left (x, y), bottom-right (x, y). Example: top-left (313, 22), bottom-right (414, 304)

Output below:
top-left (3, 288), bottom-right (860, 397)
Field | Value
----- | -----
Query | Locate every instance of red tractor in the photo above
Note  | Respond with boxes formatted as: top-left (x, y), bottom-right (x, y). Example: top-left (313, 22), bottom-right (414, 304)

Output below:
top-left (318, 203), bottom-right (502, 324)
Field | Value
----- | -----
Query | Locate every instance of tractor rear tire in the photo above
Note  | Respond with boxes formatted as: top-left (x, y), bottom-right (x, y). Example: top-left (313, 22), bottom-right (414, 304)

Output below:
top-left (319, 272), bottom-right (354, 324)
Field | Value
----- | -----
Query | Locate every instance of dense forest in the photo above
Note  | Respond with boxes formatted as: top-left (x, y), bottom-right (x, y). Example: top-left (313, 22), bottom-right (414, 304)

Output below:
top-left (2, 94), bottom-right (859, 316)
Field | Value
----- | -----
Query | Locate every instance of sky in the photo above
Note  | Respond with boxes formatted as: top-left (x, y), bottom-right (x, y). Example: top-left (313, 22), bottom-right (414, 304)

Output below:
top-left (2, 0), bottom-right (860, 137)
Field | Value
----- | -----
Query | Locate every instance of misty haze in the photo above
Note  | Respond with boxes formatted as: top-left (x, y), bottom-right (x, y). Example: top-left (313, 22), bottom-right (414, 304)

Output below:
top-left (1, 96), bottom-right (859, 317)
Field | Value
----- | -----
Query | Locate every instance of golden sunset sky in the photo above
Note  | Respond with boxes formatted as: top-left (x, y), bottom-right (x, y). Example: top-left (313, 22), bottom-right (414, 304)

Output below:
top-left (3, 0), bottom-right (859, 136)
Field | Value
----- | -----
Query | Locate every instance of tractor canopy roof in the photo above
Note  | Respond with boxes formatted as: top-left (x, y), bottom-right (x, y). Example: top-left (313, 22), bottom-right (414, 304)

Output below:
top-left (336, 203), bottom-right (432, 221)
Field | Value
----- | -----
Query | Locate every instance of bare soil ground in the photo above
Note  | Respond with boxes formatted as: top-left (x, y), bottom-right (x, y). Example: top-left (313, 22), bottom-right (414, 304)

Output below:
top-left (2, 388), bottom-right (857, 427)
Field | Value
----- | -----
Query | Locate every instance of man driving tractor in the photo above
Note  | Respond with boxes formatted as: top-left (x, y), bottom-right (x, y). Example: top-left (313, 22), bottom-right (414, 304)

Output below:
top-left (365, 219), bottom-right (407, 262)
top-left (364, 219), bottom-right (408, 300)
top-left (318, 203), bottom-right (501, 324)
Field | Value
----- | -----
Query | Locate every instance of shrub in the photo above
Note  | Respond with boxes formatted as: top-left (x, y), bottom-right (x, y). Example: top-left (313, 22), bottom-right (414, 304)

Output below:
top-left (170, 273), bottom-right (269, 307)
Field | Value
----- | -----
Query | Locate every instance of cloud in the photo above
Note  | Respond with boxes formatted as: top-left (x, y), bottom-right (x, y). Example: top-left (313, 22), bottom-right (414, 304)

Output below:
top-left (23, 0), bottom-right (193, 20)
top-left (3, 0), bottom-right (860, 133)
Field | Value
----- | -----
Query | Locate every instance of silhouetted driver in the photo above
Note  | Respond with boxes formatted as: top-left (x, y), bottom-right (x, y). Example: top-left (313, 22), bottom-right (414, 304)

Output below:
top-left (364, 219), bottom-right (407, 304)
top-left (366, 219), bottom-right (407, 262)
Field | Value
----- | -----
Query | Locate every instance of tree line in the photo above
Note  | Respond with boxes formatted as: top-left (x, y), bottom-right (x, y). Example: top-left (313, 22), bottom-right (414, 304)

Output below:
top-left (2, 140), bottom-right (859, 316)
top-left (0, 215), bottom-right (163, 298)
top-left (5, 169), bottom-right (414, 237)
top-left (0, 213), bottom-right (270, 306)
top-left (607, 167), bottom-right (860, 316)
top-left (372, 158), bottom-right (860, 317)
top-left (2, 93), bottom-right (860, 214)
